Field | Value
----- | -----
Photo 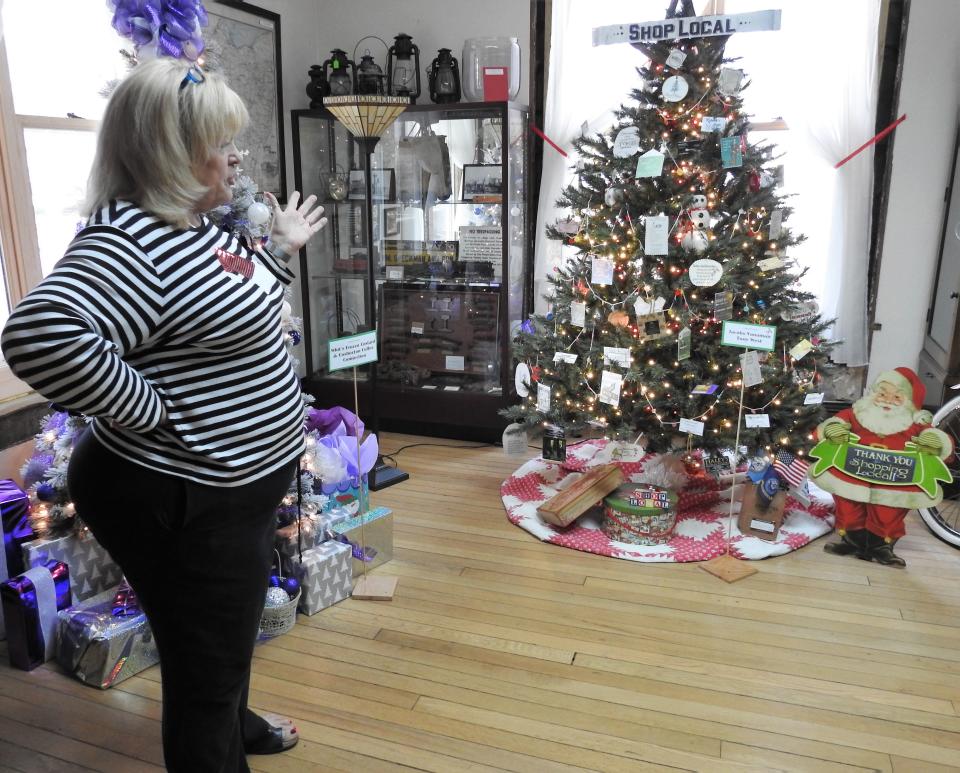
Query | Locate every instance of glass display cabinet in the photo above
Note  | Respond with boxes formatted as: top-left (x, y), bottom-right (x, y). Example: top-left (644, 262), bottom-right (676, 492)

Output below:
top-left (291, 101), bottom-right (529, 435)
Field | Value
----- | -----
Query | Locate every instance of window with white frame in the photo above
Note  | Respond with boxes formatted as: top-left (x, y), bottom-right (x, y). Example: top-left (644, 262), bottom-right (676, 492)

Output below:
top-left (0, 0), bottom-right (129, 403)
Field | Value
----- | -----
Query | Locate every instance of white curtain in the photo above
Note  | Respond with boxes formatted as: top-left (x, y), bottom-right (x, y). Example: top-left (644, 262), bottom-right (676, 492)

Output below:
top-left (537, 0), bottom-right (882, 366)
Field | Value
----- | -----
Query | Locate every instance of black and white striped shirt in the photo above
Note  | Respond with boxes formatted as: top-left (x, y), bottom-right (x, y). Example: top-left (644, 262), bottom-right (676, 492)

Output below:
top-left (1, 200), bottom-right (305, 486)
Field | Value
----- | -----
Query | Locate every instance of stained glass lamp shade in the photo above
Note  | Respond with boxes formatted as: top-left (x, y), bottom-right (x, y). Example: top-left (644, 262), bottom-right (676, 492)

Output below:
top-left (323, 95), bottom-right (409, 151)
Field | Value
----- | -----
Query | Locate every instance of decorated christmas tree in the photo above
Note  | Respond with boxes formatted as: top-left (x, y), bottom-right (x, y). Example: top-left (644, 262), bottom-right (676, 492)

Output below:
top-left (506, 11), bottom-right (832, 460)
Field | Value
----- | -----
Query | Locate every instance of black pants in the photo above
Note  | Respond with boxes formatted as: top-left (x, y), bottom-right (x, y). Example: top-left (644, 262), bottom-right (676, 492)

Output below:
top-left (68, 429), bottom-right (296, 772)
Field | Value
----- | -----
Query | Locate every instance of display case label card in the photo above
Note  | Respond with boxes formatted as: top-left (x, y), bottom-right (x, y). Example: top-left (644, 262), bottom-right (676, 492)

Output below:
top-left (537, 383), bottom-right (551, 412)
top-left (553, 351), bottom-right (578, 364)
top-left (599, 370), bottom-right (623, 406)
top-left (745, 413), bottom-right (771, 428)
top-left (645, 215), bottom-right (669, 255)
top-left (720, 321), bottom-right (777, 351)
top-left (328, 330), bottom-right (378, 372)
top-left (591, 257), bottom-right (615, 285)
top-left (459, 226), bottom-right (502, 261)
top-left (444, 385), bottom-right (461, 391)
top-left (446, 355), bottom-right (465, 371)
top-left (804, 392), bottom-right (825, 405)
top-left (679, 418), bottom-right (705, 436)
top-left (635, 148), bottom-right (666, 178)
top-left (411, 322), bottom-right (424, 335)
top-left (570, 301), bottom-right (586, 327)
top-left (740, 350), bottom-right (762, 386)
top-left (603, 346), bottom-right (631, 368)
top-left (386, 266), bottom-right (404, 280)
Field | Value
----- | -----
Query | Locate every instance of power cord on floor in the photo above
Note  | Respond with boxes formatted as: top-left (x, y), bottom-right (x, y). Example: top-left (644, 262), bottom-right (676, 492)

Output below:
top-left (379, 441), bottom-right (497, 467)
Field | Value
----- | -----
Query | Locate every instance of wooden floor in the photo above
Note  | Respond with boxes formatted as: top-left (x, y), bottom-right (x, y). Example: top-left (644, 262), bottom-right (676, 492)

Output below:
top-left (3, 433), bottom-right (960, 772)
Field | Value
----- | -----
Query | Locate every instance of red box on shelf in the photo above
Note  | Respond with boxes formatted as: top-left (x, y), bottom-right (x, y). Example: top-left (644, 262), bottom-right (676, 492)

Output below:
top-left (482, 66), bottom-right (509, 101)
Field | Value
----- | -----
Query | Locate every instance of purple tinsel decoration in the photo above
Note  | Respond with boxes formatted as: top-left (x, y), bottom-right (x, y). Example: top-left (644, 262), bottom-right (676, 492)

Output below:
top-left (22, 454), bottom-right (54, 488)
top-left (306, 406), bottom-right (364, 438)
top-left (42, 412), bottom-right (69, 434)
top-left (109, 0), bottom-right (207, 60)
top-left (520, 319), bottom-right (535, 335)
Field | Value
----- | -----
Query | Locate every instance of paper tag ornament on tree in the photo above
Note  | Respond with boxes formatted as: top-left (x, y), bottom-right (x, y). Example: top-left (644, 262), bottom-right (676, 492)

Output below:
top-left (644, 215), bottom-right (669, 254)
top-left (570, 301), bottom-right (586, 327)
top-left (635, 149), bottom-right (666, 178)
top-left (662, 75), bottom-right (689, 102)
top-left (599, 371), bottom-right (623, 406)
top-left (514, 363), bottom-right (532, 397)
top-left (689, 259), bottom-right (723, 287)
top-left (613, 126), bottom-right (641, 157)
top-left (678, 326), bottom-right (692, 360)
top-left (720, 136), bottom-right (744, 168)
top-left (718, 68), bottom-right (745, 95)
top-left (665, 49), bottom-right (687, 69)
top-left (537, 383), bottom-right (552, 413)
top-left (591, 257), bottom-right (615, 285)
top-left (740, 350), bottom-right (763, 387)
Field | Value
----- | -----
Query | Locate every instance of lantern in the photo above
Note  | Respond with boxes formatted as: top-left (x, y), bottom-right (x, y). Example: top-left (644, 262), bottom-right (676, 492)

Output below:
top-left (354, 53), bottom-right (384, 95)
top-left (428, 48), bottom-right (460, 104)
top-left (305, 65), bottom-right (329, 108)
top-left (387, 33), bottom-right (420, 102)
top-left (322, 49), bottom-right (354, 96)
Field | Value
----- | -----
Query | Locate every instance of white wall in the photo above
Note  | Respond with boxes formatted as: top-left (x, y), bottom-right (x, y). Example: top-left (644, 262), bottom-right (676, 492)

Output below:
top-left (869, 0), bottom-right (960, 382)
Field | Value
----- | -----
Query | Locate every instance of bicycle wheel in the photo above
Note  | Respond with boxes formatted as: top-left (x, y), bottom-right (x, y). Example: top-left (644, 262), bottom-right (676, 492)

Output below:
top-left (917, 394), bottom-right (960, 547)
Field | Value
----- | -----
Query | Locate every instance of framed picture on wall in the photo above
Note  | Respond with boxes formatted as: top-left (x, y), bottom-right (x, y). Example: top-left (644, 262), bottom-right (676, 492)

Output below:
top-left (203, 1), bottom-right (286, 200)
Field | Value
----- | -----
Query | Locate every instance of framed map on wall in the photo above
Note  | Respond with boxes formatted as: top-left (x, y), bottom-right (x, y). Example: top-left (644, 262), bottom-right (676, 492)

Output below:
top-left (203, 1), bottom-right (286, 200)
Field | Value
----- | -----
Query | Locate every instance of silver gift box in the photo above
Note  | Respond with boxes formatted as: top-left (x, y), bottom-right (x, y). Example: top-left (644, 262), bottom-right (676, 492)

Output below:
top-left (290, 541), bottom-right (352, 616)
top-left (56, 588), bottom-right (159, 689)
top-left (22, 533), bottom-right (122, 602)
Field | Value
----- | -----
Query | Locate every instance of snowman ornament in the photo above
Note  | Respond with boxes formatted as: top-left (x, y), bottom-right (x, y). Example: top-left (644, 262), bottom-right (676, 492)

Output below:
top-left (681, 194), bottom-right (711, 254)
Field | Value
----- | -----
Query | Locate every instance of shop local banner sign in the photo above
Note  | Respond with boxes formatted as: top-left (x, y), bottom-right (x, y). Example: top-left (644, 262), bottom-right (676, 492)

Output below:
top-left (593, 10), bottom-right (781, 46)
top-left (809, 438), bottom-right (951, 499)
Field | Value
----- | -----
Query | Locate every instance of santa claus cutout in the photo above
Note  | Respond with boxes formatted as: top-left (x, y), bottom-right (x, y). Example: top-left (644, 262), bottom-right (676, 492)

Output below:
top-left (811, 368), bottom-right (953, 567)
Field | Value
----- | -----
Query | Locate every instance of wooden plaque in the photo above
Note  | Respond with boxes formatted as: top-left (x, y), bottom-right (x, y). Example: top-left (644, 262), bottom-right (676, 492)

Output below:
top-left (537, 464), bottom-right (624, 527)
top-left (737, 483), bottom-right (786, 541)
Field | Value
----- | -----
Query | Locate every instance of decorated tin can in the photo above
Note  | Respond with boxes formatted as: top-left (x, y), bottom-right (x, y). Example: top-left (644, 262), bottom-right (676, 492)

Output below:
top-left (601, 484), bottom-right (678, 545)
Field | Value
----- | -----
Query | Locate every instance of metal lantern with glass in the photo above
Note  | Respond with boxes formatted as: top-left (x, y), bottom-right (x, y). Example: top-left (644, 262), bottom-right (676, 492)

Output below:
top-left (322, 49), bottom-right (355, 96)
top-left (322, 94), bottom-right (411, 490)
top-left (387, 33), bottom-right (420, 102)
top-left (428, 48), bottom-right (461, 104)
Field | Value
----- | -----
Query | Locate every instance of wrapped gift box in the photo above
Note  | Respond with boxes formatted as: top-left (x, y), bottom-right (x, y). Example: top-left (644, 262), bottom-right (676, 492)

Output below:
top-left (1, 560), bottom-right (71, 670)
top-left (330, 507), bottom-right (393, 577)
top-left (275, 509), bottom-right (350, 557)
top-left (290, 541), bottom-right (352, 615)
top-left (318, 476), bottom-right (367, 516)
top-left (57, 588), bottom-right (159, 689)
top-left (1, 479), bottom-right (34, 639)
top-left (22, 532), bottom-right (122, 602)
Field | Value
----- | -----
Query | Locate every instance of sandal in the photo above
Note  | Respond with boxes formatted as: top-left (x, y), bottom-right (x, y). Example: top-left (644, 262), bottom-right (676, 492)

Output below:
top-left (244, 711), bottom-right (299, 755)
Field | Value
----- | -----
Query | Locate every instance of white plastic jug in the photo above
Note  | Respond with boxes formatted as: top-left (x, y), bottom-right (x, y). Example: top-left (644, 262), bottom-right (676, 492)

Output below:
top-left (461, 37), bottom-right (521, 102)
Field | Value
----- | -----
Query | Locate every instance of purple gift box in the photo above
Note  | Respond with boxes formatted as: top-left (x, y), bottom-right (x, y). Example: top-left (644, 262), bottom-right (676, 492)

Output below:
top-left (2, 479), bottom-right (33, 580)
top-left (1, 559), bottom-right (71, 670)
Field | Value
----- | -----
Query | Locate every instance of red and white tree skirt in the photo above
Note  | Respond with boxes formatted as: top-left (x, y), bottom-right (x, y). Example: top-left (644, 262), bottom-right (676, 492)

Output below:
top-left (501, 439), bottom-right (835, 563)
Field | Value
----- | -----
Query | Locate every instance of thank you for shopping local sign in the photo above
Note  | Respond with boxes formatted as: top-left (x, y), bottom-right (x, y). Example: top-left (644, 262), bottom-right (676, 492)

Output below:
top-left (593, 10), bottom-right (781, 46)
top-left (328, 330), bottom-right (378, 372)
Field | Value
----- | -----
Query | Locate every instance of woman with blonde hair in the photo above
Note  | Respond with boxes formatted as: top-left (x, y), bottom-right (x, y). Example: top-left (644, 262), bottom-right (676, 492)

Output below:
top-left (2, 57), bottom-right (327, 771)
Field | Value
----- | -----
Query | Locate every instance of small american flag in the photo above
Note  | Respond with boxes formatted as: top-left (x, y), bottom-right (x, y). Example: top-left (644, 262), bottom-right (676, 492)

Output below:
top-left (773, 451), bottom-right (810, 488)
